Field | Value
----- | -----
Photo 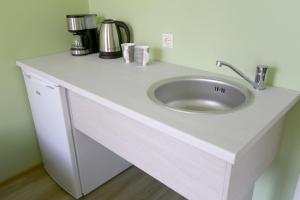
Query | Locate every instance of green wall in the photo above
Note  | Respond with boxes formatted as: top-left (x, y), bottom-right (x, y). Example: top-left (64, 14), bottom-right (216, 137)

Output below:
top-left (89, 0), bottom-right (300, 199)
top-left (0, 0), bottom-right (88, 182)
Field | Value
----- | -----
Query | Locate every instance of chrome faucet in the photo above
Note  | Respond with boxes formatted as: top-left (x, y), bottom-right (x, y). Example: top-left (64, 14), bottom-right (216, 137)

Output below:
top-left (216, 61), bottom-right (269, 90)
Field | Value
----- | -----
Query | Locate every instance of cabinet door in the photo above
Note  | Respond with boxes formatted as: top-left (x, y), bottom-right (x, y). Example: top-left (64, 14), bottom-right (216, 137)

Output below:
top-left (73, 129), bottom-right (131, 195)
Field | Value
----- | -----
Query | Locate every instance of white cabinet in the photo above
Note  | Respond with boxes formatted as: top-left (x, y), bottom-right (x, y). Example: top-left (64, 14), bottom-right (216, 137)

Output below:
top-left (68, 91), bottom-right (285, 200)
top-left (68, 91), bottom-right (227, 200)
top-left (18, 53), bottom-right (298, 200)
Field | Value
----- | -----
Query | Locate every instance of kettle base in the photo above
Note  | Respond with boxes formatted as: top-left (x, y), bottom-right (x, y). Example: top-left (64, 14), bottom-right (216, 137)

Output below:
top-left (99, 51), bottom-right (122, 59)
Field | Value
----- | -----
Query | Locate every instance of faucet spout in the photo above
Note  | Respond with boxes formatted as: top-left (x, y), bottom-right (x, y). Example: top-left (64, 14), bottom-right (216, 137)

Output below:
top-left (216, 60), bottom-right (268, 90)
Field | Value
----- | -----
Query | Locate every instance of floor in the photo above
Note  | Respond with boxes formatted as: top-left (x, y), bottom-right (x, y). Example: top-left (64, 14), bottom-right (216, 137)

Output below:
top-left (0, 166), bottom-right (186, 200)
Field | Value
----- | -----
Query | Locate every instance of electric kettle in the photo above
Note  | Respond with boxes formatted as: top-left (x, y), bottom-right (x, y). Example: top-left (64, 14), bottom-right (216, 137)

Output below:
top-left (99, 19), bottom-right (131, 59)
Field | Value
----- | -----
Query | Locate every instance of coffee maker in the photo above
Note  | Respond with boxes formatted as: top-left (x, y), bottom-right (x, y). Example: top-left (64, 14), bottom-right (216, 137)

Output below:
top-left (66, 14), bottom-right (98, 56)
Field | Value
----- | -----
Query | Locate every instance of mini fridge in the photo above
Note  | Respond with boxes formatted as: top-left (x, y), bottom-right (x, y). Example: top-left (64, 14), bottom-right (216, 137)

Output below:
top-left (23, 71), bottom-right (131, 198)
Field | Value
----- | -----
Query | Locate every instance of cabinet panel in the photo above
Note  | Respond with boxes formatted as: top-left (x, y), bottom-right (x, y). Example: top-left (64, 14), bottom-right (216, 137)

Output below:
top-left (225, 119), bottom-right (284, 200)
top-left (73, 129), bottom-right (131, 195)
top-left (68, 91), bottom-right (227, 200)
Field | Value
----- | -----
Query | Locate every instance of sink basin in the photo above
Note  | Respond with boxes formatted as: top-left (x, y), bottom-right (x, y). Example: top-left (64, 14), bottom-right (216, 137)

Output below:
top-left (148, 76), bottom-right (252, 113)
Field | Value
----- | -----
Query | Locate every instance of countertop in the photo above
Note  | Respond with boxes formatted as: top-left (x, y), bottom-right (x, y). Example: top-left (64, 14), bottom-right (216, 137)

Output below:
top-left (16, 52), bottom-right (299, 164)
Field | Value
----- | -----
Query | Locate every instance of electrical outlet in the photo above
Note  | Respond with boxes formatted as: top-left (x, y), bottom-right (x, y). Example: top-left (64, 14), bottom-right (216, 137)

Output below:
top-left (162, 33), bottom-right (173, 48)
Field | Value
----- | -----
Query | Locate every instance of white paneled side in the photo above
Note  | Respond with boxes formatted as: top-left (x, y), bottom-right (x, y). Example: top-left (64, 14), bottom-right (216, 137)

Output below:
top-left (294, 175), bottom-right (300, 200)
top-left (225, 118), bottom-right (284, 200)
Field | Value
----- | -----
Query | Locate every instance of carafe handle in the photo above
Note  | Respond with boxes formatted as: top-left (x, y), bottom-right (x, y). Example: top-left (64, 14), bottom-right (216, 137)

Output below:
top-left (115, 21), bottom-right (131, 43)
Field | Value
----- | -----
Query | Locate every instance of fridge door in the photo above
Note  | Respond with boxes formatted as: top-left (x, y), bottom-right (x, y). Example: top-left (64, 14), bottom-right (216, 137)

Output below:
top-left (23, 72), bottom-right (82, 198)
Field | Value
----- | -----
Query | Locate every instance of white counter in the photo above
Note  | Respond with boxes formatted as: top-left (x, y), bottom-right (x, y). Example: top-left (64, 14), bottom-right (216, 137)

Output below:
top-left (17, 52), bottom-right (299, 164)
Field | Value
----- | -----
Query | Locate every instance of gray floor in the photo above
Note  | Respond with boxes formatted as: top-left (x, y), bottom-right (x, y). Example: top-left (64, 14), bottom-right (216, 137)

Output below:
top-left (0, 166), bottom-right (186, 200)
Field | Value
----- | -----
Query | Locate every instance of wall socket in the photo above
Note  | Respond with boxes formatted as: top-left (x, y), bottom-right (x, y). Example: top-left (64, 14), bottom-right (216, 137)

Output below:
top-left (162, 33), bottom-right (173, 48)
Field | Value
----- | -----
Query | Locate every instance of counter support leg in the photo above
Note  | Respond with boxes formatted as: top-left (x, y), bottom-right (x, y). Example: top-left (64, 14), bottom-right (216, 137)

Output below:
top-left (243, 185), bottom-right (254, 200)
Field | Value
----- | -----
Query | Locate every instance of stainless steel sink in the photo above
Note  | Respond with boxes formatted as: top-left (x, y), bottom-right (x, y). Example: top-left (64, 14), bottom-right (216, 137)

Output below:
top-left (147, 76), bottom-right (252, 113)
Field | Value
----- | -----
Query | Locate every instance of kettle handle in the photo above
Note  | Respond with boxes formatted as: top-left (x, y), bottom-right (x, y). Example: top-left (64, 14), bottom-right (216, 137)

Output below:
top-left (115, 21), bottom-right (131, 43)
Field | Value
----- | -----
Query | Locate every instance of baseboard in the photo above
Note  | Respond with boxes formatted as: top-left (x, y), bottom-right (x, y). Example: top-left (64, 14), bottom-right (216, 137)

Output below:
top-left (0, 163), bottom-right (43, 187)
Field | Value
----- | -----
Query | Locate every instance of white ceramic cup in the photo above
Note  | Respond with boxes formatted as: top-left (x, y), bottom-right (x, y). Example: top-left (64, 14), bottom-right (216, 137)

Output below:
top-left (134, 45), bottom-right (150, 67)
top-left (121, 43), bottom-right (135, 64)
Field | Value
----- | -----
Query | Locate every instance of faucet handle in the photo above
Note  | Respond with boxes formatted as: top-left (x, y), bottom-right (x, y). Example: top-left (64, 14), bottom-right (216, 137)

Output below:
top-left (256, 65), bottom-right (268, 74)
top-left (254, 65), bottom-right (269, 90)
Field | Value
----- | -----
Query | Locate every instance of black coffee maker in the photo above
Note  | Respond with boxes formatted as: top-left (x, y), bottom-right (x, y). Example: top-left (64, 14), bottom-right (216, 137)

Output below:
top-left (66, 14), bottom-right (98, 56)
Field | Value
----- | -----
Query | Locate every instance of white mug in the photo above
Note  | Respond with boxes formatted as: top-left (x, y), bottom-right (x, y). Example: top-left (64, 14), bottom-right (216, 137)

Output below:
top-left (121, 43), bottom-right (135, 64)
top-left (134, 45), bottom-right (150, 67)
